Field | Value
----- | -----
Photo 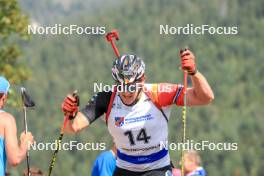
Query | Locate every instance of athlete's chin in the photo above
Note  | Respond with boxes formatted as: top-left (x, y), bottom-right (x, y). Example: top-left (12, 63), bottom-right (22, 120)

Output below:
top-left (120, 96), bottom-right (136, 105)
top-left (123, 99), bottom-right (135, 105)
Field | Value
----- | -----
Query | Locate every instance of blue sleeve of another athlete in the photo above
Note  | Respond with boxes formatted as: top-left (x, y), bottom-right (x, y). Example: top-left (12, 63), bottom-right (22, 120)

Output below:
top-left (91, 151), bottom-right (116, 176)
top-left (188, 167), bottom-right (206, 176)
top-left (200, 169), bottom-right (206, 176)
top-left (198, 167), bottom-right (206, 176)
top-left (196, 168), bottom-right (206, 176)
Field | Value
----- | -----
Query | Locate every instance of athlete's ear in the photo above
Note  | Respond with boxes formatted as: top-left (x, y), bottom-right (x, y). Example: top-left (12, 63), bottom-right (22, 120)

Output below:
top-left (1, 94), bottom-right (8, 105)
top-left (0, 93), bottom-right (4, 106)
top-left (140, 74), bottom-right (146, 83)
top-left (142, 78), bottom-right (146, 84)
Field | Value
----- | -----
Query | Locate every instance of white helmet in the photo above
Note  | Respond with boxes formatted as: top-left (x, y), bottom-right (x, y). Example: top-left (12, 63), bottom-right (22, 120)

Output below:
top-left (112, 54), bottom-right (145, 84)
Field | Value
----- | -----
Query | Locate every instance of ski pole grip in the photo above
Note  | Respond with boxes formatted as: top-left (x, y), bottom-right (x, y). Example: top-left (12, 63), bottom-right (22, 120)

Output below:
top-left (69, 90), bottom-right (79, 120)
top-left (72, 90), bottom-right (79, 106)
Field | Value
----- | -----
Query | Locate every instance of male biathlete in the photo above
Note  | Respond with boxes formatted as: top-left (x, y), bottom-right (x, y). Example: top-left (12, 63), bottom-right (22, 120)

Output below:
top-left (61, 49), bottom-right (214, 176)
top-left (0, 77), bottom-right (34, 176)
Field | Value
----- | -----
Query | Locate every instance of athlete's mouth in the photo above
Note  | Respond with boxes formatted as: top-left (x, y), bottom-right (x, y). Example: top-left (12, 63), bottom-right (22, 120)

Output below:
top-left (122, 95), bottom-right (133, 100)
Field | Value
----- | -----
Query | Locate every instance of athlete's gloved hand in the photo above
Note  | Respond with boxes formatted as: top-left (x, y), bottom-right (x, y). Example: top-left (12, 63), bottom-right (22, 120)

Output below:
top-left (61, 93), bottom-right (79, 119)
top-left (180, 48), bottom-right (197, 75)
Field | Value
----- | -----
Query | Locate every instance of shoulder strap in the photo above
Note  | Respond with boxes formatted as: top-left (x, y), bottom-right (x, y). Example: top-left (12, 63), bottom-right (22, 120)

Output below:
top-left (105, 87), bottom-right (117, 125)
top-left (144, 84), bottom-right (162, 110)
top-left (144, 84), bottom-right (169, 122)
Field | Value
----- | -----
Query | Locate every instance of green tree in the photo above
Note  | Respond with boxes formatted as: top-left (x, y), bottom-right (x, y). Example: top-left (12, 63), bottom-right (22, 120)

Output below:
top-left (0, 0), bottom-right (29, 106)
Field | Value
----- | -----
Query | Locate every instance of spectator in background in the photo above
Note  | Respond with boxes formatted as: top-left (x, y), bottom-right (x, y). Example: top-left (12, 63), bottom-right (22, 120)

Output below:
top-left (183, 150), bottom-right (206, 176)
top-left (172, 167), bottom-right (181, 176)
top-left (91, 146), bottom-right (117, 176)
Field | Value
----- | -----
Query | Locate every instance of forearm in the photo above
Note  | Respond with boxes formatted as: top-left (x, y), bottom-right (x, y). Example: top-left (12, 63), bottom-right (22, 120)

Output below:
top-left (61, 91), bottom-right (109, 133)
top-left (17, 143), bottom-right (28, 163)
top-left (64, 112), bottom-right (90, 134)
top-left (190, 71), bottom-right (214, 103)
top-left (8, 142), bottom-right (28, 166)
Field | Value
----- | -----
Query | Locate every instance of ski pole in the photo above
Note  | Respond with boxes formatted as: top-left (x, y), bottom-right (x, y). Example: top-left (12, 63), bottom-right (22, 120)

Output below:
top-left (181, 71), bottom-right (188, 176)
top-left (21, 87), bottom-right (35, 176)
top-left (179, 48), bottom-right (189, 176)
top-left (48, 90), bottom-right (79, 176)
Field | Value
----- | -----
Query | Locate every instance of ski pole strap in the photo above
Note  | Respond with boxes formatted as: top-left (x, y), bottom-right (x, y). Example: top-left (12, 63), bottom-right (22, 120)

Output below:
top-left (111, 40), bottom-right (120, 57)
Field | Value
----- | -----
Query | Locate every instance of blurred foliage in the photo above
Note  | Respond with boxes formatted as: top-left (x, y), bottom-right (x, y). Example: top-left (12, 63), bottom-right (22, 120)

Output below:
top-left (0, 0), bottom-right (30, 106)
top-left (3, 0), bottom-right (264, 175)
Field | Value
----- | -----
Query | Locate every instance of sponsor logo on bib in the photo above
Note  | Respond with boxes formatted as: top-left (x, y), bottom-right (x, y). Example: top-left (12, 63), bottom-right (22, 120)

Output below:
top-left (115, 117), bottom-right (125, 127)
